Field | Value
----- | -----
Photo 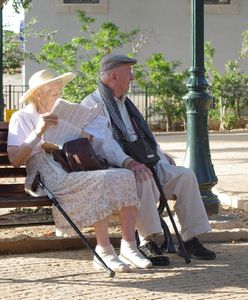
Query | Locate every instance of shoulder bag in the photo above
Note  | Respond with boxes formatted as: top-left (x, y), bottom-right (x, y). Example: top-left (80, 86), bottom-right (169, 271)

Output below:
top-left (53, 138), bottom-right (107, 172)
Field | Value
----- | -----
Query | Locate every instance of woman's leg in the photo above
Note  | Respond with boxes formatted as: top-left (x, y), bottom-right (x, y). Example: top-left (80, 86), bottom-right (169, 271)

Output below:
top-left (93, 217), bottom-right (130, 272)
top-left (93, 217), bottom-right (111, 247)
top-left (118, 206), bottom-right (137, 242)
top-left (118, 206), bottom-right (152, 269)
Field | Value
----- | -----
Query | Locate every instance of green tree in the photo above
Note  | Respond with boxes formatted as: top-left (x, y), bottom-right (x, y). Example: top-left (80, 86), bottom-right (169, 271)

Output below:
top-left (134, 53), bottom-right (188, 131)
top-left (2, 0), bottom-right (33, 73)
top-left (34, 11), bottom-right (139, 102)
top-left (240, 29), bottom-right (248, 59)
top-left (3, 30), bottom-right (24, 72)
top-left (3, 0), bottom-right (31, 13)
top-left (205, 41), bottom-right (248, 131)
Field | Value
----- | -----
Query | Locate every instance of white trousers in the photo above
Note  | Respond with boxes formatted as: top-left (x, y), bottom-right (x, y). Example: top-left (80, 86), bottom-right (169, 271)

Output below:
top-left (135, 156), bottom-right (211, 242)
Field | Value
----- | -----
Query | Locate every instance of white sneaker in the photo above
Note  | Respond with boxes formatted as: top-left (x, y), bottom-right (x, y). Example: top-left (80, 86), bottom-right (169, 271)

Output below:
top-left (119, 242), bottom-right (152, 269)
top-left (93, 245), bottom-right (131, 273)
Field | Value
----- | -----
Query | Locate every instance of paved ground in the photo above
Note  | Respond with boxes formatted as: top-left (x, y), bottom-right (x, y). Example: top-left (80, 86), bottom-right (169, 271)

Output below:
top-left (156, 130), bottom-right (248, 212)
top-left (0, 242), bottom-right (248, 300)
top-left (1, 130), bottom-right (248, 300)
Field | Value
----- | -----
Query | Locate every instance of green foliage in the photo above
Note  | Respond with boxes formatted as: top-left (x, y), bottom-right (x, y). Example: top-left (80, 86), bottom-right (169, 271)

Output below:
top-left (34, 11), bottom-right (140, 102)
top-left (134, 53), bottom-right (188, 131)
top-left (205, 41), bottom-right (248, 130)
top-left (222, 112), bottom-right (238, 131)
top-left (3, 30), bottom-right (24, 73)
top-left (3, 15), bottom-right (56, 74)
top-left (240, 29), bottom-right (248, 59)
top-left (3, 0), bottom-right (31, 13)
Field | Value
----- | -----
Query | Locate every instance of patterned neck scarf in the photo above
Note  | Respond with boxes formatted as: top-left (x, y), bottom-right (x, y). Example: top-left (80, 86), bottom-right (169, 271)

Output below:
top-left (98, 81), bottom-right (157, 149)
top-left (98, 81), bottom-right (132, 142)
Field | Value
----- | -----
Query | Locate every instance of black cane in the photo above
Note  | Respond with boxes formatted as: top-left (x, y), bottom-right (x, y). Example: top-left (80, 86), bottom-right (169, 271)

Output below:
top-left (31, 171), bottom-right (115, 278)
top-left (150, 167), bottom-right (191, 264)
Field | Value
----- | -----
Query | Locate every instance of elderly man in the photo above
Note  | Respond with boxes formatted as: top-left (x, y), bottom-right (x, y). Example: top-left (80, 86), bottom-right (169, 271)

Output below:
top-left (82, 54), bottom-right (216, 265)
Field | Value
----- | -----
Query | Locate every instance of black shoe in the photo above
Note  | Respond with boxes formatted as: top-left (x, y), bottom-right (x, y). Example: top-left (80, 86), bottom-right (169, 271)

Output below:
top-left (138, 240), bottom-right (170, 266)
top-left (177, 238), bottom-right (216, 260)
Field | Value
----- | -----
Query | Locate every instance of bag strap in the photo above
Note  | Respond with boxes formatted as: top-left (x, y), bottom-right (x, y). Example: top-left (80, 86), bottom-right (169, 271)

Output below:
top-left (130, 117), bottom-right (143, 138)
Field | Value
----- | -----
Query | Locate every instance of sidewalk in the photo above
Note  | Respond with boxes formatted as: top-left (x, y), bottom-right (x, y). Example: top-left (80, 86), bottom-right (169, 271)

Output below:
top-left (155, 129), bottom-right (248, 212)
top-left (0, 243), bottom-right (247, 300)
top-left (0, 130), bottom-right (248, 254)
top-left (0, 130), bottom-right (248, 300)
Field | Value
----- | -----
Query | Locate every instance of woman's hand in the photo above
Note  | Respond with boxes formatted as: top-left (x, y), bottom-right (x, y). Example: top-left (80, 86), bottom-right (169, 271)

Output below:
top-left (35, 113), bottom-right (58, 137)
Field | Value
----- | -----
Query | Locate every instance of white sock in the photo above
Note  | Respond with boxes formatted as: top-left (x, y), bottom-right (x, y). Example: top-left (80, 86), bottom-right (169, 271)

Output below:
top-left (139, 234), bottom-right (156, 246)
top-left (120, 239), bottom-right (152, 269)
top-left (95, 244), bottom-right (114, 254)
top-left (121, 239), bottom-right (137, 248)
top-left (94, 244), bottom-right (130, 273)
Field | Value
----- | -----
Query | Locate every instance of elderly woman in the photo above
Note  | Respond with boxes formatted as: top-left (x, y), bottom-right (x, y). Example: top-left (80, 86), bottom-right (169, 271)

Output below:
top-left (7, 69), bottom-right (152, 273)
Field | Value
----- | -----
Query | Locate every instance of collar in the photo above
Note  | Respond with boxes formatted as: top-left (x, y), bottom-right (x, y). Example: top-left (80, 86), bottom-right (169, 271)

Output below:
top-left (114, 94), bottom-right (127, 104)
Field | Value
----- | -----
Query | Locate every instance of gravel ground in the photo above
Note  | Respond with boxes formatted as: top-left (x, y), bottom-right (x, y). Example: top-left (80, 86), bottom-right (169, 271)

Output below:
top-left (0, 204), bottom-right (247, 240)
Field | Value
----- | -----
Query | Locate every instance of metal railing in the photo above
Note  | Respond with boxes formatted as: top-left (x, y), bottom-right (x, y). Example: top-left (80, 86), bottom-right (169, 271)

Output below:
top-left (3, 85), bottom-right (28, 110)
top-left (3, 84), bottom-right (161, 123)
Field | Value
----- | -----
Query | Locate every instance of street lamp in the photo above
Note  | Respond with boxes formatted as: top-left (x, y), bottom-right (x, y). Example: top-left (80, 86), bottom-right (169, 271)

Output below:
top-left (183, 0), bottom-right (219, 215)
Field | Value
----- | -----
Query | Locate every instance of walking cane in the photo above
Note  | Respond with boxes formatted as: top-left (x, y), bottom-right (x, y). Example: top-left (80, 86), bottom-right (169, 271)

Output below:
top-left (31, 171), bottom-right (115, 278)
top-left (150, 167), bottom-right (191, 264)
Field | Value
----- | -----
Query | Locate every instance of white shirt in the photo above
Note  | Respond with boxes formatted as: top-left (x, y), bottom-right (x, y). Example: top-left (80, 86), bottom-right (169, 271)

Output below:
top-left (82, 89), bottom-right (168, 167)
top-left (82, 90), bottom-right (131, 167)
top-left (115, 97), bottom-right (137, 142)
top-left (8, 103), bottom-right (43, 156)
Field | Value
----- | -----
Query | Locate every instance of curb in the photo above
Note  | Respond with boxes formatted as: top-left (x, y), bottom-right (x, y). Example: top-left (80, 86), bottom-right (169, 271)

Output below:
top-left (0, 235), bottom-right (120, 255)
top-left (213, 187), bottom-right (248, 213)
top-left (1, 229), bottom-right (247, 255)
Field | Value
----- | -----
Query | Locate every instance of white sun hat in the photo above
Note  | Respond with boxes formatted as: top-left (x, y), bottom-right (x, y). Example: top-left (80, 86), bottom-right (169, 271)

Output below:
top-left (19, 69), bottom-right (75, 103)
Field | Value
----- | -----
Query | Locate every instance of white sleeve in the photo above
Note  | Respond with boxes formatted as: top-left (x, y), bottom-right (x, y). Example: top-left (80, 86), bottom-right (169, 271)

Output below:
top-left (8, 111), bottom-right (32, 146)
top-left (90, 120), bottom-right (130, 167)
top-left (83, 116), bottom-right (108, 139)
top-left (7, 109), bottom-right (43, 154)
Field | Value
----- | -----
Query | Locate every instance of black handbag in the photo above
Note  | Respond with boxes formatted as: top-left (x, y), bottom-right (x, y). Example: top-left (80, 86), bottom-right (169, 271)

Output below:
top-left (115, 117), bottom-right (160, 167)
top-left (53, 138), bottom-right (107, 172)
top-left (122, 137), bottom-right (160, 167)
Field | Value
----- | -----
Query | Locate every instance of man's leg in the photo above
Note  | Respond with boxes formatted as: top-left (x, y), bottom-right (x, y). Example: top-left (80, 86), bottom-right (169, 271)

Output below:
top-left (135, 178), bottom-right (162, 238)
top-left (156, 161), bottom-right (216, 260)
top-left (135, 178), bottom-right (170, 266)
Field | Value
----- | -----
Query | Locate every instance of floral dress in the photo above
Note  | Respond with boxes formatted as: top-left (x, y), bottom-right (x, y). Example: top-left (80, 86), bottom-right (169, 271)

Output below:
top-left (8, 103), bottom-right (140, 236)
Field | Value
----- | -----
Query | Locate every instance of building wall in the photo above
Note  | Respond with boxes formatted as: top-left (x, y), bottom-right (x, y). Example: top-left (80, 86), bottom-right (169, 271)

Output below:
top-left (25, 0), bottom-right (248, 82)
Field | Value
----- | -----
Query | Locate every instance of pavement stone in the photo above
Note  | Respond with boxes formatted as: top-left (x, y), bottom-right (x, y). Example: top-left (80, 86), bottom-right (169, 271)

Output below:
top-left (0, 242), bottom-right (247, 300)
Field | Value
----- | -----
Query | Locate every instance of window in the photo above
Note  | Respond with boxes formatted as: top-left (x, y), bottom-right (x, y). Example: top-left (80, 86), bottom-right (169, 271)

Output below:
top-left (63, 0), bottom-right (100, 3)
top-left (204, 0), bottom-right (230, 4)
top-left (186, 0), bottom-right (239, 14)
top-left (56, 0), bottom-right (107, 14)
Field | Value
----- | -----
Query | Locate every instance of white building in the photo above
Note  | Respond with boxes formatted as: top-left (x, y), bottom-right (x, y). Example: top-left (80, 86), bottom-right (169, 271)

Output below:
top-left (25, 0), bottom-right (247, 82)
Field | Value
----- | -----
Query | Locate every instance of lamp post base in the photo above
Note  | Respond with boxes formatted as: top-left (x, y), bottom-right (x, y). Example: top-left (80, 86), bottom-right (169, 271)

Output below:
top-left (200, 188), bottom-right (220, 215)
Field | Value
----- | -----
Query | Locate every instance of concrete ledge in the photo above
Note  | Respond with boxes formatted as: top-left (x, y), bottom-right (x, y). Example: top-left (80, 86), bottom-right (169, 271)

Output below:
top-left (1, 229), bottom-right (247, 255)
top-left (213, 187), bottom-right (248, 213)
top-left (0, 235), bottom-right (121, 255)
top-left (198, 229), bottom-right (248, 243)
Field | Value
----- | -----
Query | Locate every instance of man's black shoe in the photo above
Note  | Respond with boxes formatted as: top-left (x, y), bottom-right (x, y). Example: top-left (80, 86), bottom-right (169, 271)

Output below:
top-left (138, 241), bottom-right (170, 266)
top-left (177, 238), bottom-right (216, 260)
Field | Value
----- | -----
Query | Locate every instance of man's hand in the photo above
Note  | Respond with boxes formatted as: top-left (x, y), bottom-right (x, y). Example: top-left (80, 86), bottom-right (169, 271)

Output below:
top-left (126, 160), bottom-right (153, 182)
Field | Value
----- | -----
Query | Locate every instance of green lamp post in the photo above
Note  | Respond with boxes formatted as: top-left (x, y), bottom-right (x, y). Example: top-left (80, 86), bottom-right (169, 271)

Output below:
top-left (183, 0), bottom-right (219, 215)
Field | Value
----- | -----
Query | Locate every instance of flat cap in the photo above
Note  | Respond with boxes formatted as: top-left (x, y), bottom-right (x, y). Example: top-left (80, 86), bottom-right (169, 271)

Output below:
top-left (100, 54), bottom-right (137, 73)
